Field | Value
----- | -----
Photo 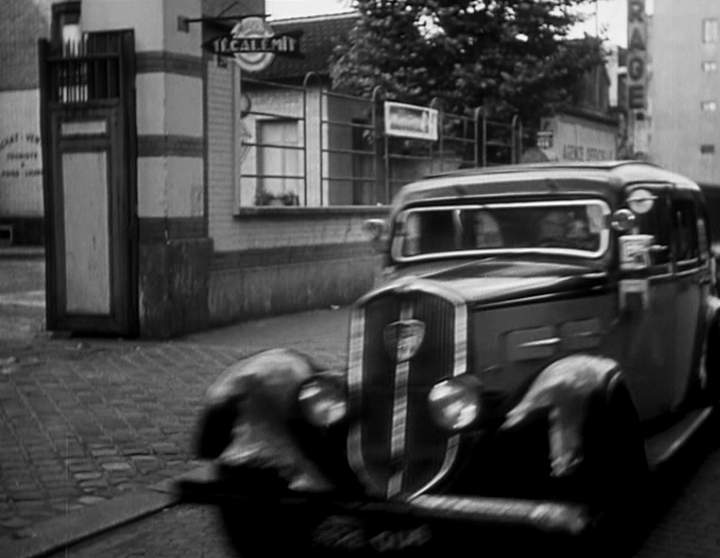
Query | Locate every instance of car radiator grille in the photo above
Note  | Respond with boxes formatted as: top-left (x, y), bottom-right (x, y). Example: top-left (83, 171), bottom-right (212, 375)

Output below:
top-left (347, 284), bottom-right (467, 498)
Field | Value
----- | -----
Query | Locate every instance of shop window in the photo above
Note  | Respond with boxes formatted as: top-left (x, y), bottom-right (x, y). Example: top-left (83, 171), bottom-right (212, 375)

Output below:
top-left (255, 119), bottom-right (302, 206)
top-left (703, 18), bottom-right (719, 44)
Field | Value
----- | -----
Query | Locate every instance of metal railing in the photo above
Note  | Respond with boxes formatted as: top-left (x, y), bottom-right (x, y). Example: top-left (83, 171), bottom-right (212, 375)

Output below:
top-left (234, 73), bottom-right (525, 207)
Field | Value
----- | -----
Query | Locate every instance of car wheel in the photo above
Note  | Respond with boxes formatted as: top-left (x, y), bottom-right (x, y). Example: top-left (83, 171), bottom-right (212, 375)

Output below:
top-left (212, 467), bottom-right (312, 556)
top-left (577, 379), bottom-right (649, 556)
top-left (218, 500), bottom-right (309, 557)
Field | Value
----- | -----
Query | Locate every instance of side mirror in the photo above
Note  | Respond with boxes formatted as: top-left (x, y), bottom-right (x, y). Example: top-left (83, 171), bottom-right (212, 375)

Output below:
top-left (363, 219), bottom-right (388, 252)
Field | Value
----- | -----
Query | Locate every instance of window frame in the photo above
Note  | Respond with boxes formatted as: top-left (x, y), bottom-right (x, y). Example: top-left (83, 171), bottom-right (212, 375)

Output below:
top-left (390, 199), bottom-right (612, 264)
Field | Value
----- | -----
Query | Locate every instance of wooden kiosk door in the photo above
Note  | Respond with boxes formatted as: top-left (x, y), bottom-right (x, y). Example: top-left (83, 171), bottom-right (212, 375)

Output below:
top-left (40, 31), bottom-right (137, 336)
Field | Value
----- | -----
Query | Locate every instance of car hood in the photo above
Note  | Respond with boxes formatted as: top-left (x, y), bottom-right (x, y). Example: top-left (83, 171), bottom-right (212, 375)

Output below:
top-left (379, 258), bottom-right (608, 306)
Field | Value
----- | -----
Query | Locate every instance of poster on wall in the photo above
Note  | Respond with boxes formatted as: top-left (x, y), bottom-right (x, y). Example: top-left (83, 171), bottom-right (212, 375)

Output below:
top-left (0, 90), bottom-right (44, 217)
top-left (0, 132), bottom-right (42, 181)
top-left (384, 102), bottom-right (439, 141)
top-left (0, 131), bottom-right (43, 215)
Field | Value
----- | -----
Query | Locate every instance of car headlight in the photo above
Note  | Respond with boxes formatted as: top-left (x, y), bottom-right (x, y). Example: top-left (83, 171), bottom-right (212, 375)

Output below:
top-left (298, 374), bottom-right (348, 428)
top-left (428, 375), bottom-right (482, 431)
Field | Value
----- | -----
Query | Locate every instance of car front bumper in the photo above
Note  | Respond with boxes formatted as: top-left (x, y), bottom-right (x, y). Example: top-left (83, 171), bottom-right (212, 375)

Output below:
top-left (176, 464), bottom-right (592, 539)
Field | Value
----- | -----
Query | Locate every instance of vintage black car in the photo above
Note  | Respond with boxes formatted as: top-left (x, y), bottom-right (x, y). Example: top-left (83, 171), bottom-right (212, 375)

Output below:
top-left (184, 161), bottom-right (720, 556)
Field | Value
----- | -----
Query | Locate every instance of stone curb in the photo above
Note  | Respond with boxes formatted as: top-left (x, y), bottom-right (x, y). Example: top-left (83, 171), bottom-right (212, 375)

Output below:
top-left (0, 465), bottom-right (212, 558)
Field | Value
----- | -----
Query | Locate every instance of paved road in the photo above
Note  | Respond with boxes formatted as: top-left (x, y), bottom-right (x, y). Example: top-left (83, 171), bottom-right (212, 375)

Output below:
top-left (43, 405), bottom-right (720, 558)
top-left (43, 434), bottom-right (720, 558)
top-left (0, 341), bottom-right (248, 539)
top-left (0, 255), bottom-right (351, 544)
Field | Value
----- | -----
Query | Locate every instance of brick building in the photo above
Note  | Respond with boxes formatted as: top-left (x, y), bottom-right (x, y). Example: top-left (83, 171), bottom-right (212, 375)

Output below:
top-left (648, 0), bottom-right (720, 186)
top-left (641, 0), bottom-right (720, 238)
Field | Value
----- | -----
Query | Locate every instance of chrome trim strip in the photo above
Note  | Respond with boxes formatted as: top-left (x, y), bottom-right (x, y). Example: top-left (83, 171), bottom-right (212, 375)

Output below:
top-left (407, 279), bottom-right (467, 499)
top-left (391, 200), bottom-right (611, 263)
top-left (572, 331), bottom-right (600, 338)
top-left (648, 272), bottom-right (674, 282)
top-left (519, 337), bottom-right (561, 348)
top-left (408, 494), bottom-right (590, 536)
top-left (675, 267), bottom-right (701, 278)
top-left (387, 304), bottom-right (413, 498)
top-left (347, 305), bottom-right (383, 495)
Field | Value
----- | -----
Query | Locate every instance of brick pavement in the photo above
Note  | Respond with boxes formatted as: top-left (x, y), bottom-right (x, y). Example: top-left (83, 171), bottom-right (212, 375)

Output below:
top-left (0, 340), bottom-right (249, 541)
top-left (0, 302), bottom-right (352, 547)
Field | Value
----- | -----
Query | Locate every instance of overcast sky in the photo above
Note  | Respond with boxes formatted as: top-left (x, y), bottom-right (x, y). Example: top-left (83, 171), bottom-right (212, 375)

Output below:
top-left (266, 0), bottom-right (631, 47)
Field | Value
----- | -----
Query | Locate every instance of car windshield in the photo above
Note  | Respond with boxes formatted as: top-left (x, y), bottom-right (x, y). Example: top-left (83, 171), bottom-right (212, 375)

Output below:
top-left (392, 200), bottom-right (610, 261)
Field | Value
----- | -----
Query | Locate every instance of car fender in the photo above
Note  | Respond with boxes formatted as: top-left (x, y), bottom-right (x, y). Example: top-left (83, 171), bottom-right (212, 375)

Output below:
top-left (194, 348), bottom-right (334, 491)
top-left (501, 354), bottom-right (634, 478)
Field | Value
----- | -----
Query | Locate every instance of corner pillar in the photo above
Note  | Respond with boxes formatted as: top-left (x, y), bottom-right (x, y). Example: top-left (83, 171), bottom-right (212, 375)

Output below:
top-left (82, 0), bottom-right (211, 337)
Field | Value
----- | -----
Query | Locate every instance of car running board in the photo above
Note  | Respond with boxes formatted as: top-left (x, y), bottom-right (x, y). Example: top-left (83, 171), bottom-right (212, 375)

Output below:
top-left (644, 406), bottom-right (714, 470)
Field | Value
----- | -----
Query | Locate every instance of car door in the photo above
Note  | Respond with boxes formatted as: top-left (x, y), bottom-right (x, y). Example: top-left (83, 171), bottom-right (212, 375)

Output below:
top-left (669, 190), bottom-right (710, 408)
top-left (620, 184), bottom-right (677, 421)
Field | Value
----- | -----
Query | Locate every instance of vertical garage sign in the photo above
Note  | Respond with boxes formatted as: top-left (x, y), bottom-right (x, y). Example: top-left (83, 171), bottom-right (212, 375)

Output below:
top-left (627, 0), bottom-right (647, 110)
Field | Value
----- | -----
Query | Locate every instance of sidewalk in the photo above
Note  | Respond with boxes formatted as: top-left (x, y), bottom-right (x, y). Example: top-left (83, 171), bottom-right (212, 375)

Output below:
top-left (0, 305), bottom-right (351, 556)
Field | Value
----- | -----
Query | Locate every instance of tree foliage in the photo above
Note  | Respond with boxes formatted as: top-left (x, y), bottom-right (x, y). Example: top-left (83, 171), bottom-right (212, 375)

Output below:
top-left (330, 0), bottom-right (605, 124)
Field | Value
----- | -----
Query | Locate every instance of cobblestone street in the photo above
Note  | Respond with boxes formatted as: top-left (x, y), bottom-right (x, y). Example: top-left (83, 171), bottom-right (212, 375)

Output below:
top-left (0, 341), bottom-right (245, 539)
top-left (40, 431), bottom-right (720, 558)
top-left (0, 255), bottom-right (351, 549)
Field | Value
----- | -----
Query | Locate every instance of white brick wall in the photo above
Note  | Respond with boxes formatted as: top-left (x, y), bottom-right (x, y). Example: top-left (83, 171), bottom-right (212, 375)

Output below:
top-left (206, 57), bottom-right (235, 248)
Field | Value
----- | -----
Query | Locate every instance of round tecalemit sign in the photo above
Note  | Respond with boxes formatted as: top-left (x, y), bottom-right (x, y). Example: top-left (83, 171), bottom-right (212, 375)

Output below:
top-left (230, 17), bottom-right (275, 72)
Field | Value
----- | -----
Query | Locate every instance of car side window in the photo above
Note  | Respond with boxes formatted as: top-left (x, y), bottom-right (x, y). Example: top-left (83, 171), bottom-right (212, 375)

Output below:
top-left (695, 201), bottom-right (710, 264)
top-left (673, 198), bottom-right (699, 264)
top-left (627, 187), bottom-right (671, 268)
top-left (698, 216), bottom-right (709, 263)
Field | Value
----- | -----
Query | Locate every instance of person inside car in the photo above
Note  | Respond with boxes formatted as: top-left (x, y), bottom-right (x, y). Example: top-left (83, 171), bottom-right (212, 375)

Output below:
top-left (566, 215), bottom-right (597, 251)
top-left (537, 210), bottom-right (571, 248)
top-left (473, 210), bottom-right (503, 248)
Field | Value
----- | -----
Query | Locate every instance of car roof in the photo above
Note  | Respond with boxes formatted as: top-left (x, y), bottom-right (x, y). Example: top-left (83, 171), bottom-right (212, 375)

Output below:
top-left (394, 160), bottom-right (701, 207)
